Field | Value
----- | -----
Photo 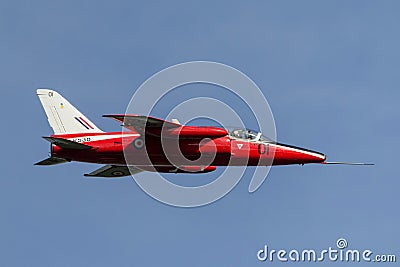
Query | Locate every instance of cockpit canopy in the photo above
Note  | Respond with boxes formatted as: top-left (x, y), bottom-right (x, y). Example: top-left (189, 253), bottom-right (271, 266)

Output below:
top-left (228, 128), bottom-right (273, 142)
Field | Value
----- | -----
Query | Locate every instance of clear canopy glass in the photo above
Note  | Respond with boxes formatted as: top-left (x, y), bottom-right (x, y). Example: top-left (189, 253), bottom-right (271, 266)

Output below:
top-left (228, 128), bottom-right (274, 142)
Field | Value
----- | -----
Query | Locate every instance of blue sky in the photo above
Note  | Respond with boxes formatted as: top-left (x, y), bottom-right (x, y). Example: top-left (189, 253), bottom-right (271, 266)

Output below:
top-left (1, 1), bottom-right (399, 266)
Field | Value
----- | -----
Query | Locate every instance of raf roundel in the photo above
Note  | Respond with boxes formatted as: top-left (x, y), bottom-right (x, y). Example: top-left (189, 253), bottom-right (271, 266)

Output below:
top-left (133, 138), bottom-right (144, 149)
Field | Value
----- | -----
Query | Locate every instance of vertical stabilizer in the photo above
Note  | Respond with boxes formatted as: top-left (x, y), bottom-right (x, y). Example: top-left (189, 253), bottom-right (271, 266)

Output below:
top-left (36, 89), bottom-right (103, 134)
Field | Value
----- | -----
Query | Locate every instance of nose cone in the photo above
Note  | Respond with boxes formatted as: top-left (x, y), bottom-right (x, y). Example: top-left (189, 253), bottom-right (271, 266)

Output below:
top-left (276, 143), bottom-right (326, 164)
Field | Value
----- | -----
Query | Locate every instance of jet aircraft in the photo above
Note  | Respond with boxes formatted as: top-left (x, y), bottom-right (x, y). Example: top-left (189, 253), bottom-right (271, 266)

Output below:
top-left (35, 89), bottom-right (371, 177)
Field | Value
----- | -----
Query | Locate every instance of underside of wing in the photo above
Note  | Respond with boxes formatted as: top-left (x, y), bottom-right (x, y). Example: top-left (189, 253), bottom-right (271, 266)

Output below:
top-left (84, 164), bottom-right (217, 177)
top-left (84, 165), bottom-right (143, 178)
top-left (138, 165), bottom-right (217, 173)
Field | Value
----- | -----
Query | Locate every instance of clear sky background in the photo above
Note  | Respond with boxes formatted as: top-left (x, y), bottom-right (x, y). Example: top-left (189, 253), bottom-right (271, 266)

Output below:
top-left (1, 1), bottom-right (399, 266)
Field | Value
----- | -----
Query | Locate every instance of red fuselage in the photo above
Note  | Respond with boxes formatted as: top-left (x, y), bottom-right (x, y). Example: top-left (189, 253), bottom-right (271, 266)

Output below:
top-left (50, 131), bottom-right (326, 167)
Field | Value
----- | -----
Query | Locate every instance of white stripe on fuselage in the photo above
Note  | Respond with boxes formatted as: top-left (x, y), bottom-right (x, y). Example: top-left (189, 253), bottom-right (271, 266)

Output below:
top-left (274, 143), bottom-right (325, 159)
top-left (66, 133), bottom-right (140, 143)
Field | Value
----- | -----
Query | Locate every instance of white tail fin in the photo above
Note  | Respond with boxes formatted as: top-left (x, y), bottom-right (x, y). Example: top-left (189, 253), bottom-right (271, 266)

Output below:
top-left (36, 89), bottom-right (103, 134)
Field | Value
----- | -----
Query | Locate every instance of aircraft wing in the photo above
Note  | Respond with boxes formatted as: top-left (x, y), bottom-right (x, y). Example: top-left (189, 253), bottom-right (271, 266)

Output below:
top-left (103, 114), bottom-right (228, 138)
top-left (102, 114), bottom-right (180, 135)
top-left (84, 164), bottom-right (217, 177)
top-left (84, 165), bottom-right (143, 178)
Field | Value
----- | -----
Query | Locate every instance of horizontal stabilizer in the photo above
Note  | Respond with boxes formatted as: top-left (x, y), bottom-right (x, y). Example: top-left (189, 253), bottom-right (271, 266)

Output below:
top-left (43, 137), bottom-right (92, 150)
top-left (34, 157), bottom-right (69, 165)
top-left (84, 165), bottom-right (143, 178)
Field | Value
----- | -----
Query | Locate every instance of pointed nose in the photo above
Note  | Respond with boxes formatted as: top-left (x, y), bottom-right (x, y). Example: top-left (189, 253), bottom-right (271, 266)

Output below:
top-left (276, 143), bottom-right (326, 164)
